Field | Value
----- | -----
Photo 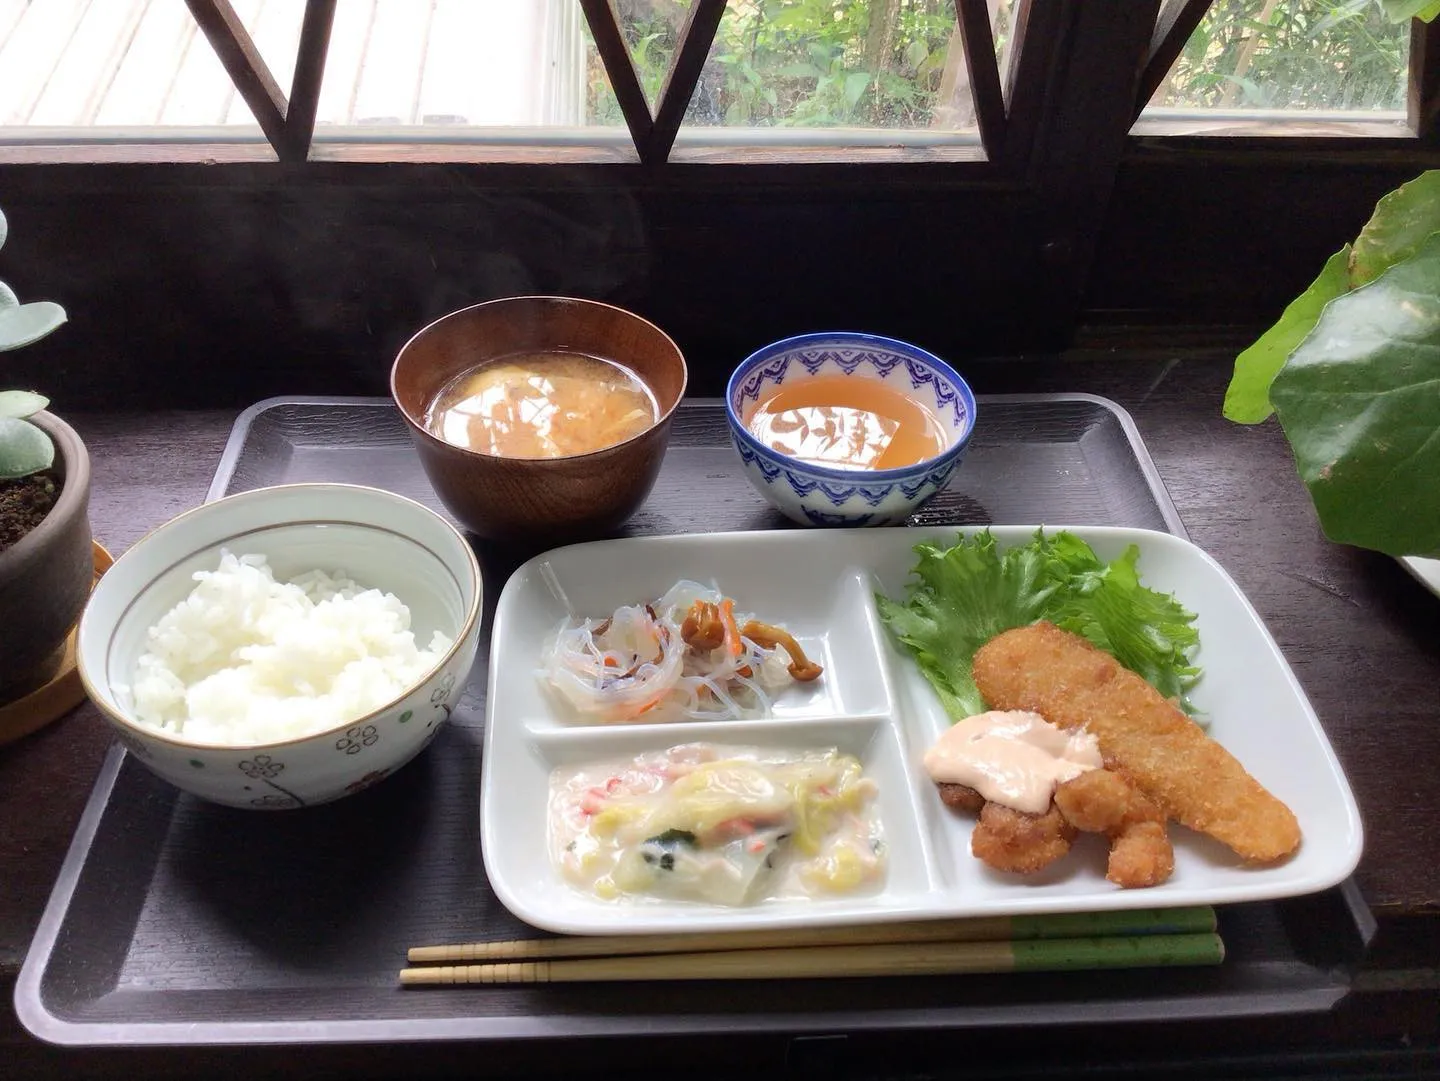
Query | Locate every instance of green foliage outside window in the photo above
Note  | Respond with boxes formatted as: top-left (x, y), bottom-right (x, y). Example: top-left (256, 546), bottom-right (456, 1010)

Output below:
top-left (583, 0), bottom-right (1422, 130)
top-left (1153, 0), bottom-right (1410, 112)
top-left (586, 0), bottom-right (972, 129)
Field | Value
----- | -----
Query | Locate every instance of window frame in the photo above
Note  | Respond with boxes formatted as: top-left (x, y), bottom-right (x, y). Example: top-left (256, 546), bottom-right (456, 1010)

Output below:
top-left (1, 1), bottom-right (1432, 168)
top-left (2, 1), bottom-right (1438, 381)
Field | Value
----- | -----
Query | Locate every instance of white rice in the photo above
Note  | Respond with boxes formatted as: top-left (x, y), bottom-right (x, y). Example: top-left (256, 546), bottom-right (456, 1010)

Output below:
top-left (123, 550), bottom-right (452, 746)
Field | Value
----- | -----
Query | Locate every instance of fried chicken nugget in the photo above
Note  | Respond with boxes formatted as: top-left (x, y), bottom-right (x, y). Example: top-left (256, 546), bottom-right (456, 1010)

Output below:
top-left (973, 622), bottom-right (1301, 864)
top-left (970, 802), bottom-right (1076, 874)
top-left (1054, 768), bottom-right (1166, 831)
top-left (1055, 770), bottom-right (1174, 888)
top-left (1107, 821), bottom-right (1175, 889)
top-left (1053, 769), bottom-right (1140, 833)
top-left (936, 782), bottom-right (986, 814)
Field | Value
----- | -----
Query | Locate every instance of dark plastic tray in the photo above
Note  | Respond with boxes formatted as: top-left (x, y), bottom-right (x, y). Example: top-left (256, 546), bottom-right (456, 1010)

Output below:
top-left (16, 395), bottom-right (1373, 1046)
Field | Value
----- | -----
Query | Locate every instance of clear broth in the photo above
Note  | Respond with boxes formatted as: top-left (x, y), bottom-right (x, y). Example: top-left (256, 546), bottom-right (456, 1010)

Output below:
top-left (425, 351), bottom-right (658, 459)
top-left (744, 373), bottom-right (948, 470)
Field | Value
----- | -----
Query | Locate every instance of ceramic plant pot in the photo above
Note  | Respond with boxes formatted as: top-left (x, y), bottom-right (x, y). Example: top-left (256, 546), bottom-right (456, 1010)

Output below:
top-left (0, 411), bottom-right (93, 702)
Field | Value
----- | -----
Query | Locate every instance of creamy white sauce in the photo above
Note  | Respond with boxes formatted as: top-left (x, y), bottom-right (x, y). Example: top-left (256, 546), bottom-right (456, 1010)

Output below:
top-left (923, 710), bottom-right (1101, 815)
top-left (549, 743), bottom-right (886, 906)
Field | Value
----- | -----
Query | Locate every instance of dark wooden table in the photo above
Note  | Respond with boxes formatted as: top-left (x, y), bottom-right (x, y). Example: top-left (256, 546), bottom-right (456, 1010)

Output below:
top-left (3, 353), bottom-right (1439, 1079)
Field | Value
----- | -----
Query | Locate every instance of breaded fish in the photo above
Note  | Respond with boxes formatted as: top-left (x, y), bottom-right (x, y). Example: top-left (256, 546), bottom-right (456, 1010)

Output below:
top-left (973, 622), bottom-right (1301, 864)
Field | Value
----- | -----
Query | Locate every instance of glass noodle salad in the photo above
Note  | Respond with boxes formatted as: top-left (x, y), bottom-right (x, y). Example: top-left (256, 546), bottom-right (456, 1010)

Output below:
top-left (538, 581), bottom-right (823, 724)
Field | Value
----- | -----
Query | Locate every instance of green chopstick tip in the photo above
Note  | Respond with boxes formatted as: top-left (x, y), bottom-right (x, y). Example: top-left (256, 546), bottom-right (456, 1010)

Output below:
top-left (1009, 906), bottom-right (1217, 941)
top-left (1011, 932), bottom-right (1224, 973)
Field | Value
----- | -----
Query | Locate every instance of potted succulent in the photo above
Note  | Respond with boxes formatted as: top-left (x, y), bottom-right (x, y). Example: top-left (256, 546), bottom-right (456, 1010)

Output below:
top-left (0, 206), bottom-right (93, 706)
top-left (1224, 169), bottom-right (1440, 562)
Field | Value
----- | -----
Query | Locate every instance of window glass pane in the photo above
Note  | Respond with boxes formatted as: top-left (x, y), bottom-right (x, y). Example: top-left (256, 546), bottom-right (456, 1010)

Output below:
top-left (689, 0), bottom-right (968, 129)
top-left (583, 0), bottom-right (980, 134)
top-left (991, 0), bottom-right (1015, 74)
top-left (0, 0), bottom-right (259, 127)
top-left (613, 0), bottom-right (683, 118)
top-left (321, 0), bottom-right (590, 129)
top-left (1144, 0), bottom-right (1409, 114)
top-left (0, 1), bottom-right (608, 133)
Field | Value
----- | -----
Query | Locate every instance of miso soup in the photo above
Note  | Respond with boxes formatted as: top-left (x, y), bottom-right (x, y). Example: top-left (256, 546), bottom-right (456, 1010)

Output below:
top-left (425, 351), bottom-right (658, 459)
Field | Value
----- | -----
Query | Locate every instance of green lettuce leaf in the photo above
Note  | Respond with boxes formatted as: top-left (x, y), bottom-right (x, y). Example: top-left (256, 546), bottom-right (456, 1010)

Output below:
top-left (877, 530), bottom-right (1201, 722)
top-left (1044, 544), bottom-right (1201, 710)
top-left (874, 531), bottom-right (1059, 718)
top-left (1224, 246), bottom-right (1351, 424)
top-left (1270, 231), bottom-right (1440, 559)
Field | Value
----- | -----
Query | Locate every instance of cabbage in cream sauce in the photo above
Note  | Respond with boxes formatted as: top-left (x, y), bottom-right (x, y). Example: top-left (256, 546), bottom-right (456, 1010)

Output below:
top-left (549, 743), bottom-right (886, 905)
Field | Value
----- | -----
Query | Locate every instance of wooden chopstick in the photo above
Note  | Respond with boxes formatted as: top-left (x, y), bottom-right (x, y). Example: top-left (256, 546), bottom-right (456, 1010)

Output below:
top-left (407, 906), bottom-right (1217, 964)
top-left (399, 932), bottom-right (1224, 985)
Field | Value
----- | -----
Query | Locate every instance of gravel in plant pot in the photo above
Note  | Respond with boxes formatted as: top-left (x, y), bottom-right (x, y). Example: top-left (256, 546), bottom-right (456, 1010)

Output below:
top-left (0, 206), bottom-right (93, 705)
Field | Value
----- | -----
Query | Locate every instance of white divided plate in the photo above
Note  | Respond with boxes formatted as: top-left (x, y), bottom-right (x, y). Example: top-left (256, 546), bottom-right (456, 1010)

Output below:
top-left (1400, 556), bottom-right (1440, 598)
top-left (481, 526), bottom-right (1363, 935)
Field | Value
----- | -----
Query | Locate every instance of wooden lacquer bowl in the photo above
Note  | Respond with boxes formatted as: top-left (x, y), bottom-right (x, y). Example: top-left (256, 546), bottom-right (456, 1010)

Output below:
top-left (390, 296), bottom-right (687, 544)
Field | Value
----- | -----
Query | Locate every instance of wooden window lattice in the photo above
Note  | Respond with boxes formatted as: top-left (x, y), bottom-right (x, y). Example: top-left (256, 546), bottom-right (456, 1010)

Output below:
top-left (183, 0), bottom-right (1010, 164)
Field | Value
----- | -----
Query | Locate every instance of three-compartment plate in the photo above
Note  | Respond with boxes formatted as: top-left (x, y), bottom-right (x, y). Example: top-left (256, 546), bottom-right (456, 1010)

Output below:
top-left (482, 525), bottom-right (1364, 935)
top-left (1399, 555), bottom-right (1440, 598)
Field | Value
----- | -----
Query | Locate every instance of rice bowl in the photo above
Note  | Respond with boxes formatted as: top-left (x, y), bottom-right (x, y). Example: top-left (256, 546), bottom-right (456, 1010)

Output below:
top-left (76, 483), bottom-right (483, 809)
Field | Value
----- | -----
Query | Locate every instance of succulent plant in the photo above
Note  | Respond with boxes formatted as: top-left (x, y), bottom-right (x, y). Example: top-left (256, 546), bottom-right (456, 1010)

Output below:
top-left (0, 206), bottom-right (68, 480)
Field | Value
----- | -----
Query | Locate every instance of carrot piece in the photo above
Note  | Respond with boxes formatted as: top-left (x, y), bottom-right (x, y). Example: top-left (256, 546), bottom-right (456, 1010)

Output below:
top-left (719, 598), bottom-right (743, 657)
top-left (621, 693), bottom-right (668, 719)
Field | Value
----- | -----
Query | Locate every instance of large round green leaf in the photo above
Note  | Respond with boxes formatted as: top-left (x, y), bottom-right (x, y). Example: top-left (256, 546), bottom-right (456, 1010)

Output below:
top-left (1271, 232), bottom-right (1440, 558)
top-left (0, 416), bottom-right (55, 479)
top-left (1349, 171), bottom-right (1440, 287)
top-left (1224, 246), bottom-right (1350, 424)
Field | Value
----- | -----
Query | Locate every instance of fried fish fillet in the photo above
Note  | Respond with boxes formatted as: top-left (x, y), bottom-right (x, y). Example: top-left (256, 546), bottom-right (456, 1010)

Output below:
top-left (973, 622), bottom-right (1301, 864)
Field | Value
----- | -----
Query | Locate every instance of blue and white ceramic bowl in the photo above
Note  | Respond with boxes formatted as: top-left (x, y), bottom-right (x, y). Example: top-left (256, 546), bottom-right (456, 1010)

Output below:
top-left (726, 332), bottom-right (978, 527)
